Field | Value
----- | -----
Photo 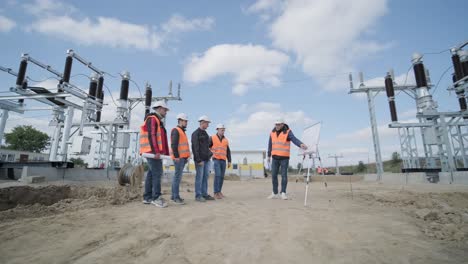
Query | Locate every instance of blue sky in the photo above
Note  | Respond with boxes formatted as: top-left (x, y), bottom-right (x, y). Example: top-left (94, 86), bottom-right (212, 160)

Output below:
top-left (0, 0), bottom-right (466, 167)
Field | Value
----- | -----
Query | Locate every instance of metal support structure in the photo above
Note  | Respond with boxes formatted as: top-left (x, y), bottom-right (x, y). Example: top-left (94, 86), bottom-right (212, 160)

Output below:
top-left (328, 154), bottom-right (343, 175)
top-left (367, 90), bottom-right (384, 180)
top-left (398, 127), bottom-right (420, 169)
top-left (59, 107), bottom-right (74, 161)
top-left (49, 124), bottom-right (62, 161)
top-left (0, 109), bottom-right (9, 145)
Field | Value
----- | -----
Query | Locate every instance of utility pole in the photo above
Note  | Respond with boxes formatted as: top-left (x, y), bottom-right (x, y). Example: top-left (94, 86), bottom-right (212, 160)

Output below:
top-left (329, 154), bottom-right (343, 175)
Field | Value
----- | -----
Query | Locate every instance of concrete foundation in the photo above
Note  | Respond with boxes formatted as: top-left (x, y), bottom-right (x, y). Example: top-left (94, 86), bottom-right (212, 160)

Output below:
top-left (364, 172), bottom-right (428, 184)
top-left (1, 166), bottom-right (118, 182)
top-left (439, 171), bottom-right (468, 185)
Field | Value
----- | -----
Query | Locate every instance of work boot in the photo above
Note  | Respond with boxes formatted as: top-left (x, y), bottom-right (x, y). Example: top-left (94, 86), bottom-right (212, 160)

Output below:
top-left (172, 197), bottom-right (185, 205)
top-left (195, 196), bottom-right (206, 202)
top-left (203, 194), bottom-right (215, 201)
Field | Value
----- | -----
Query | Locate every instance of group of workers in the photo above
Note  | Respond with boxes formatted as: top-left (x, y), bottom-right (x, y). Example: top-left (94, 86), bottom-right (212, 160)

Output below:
top-left (140, 101), bottom-right (307, 208)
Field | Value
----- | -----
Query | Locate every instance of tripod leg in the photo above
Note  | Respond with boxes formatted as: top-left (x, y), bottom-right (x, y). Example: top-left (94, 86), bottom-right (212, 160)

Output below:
top-left (304, 164), bottom-right (310, 206)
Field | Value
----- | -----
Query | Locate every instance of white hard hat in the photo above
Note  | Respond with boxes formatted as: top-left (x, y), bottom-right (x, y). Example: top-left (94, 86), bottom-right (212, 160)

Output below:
top-left (176, 113), bottom-right (188, 121)
top-left (152, 101), bottom-right (169, 110)
top-left (216, 123), bottom-right (225, 129)
top-left (198, 115), bottom-right (211, 122)
top-left (275, 118), bottom-right (285, 124)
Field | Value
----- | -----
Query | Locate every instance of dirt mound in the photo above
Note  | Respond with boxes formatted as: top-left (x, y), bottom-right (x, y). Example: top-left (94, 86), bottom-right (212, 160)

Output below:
top-left (0, 185), bottom-right (71, 211)
top-left (0, 185), bottom-right (141, 221)
top-left (357, 191), bottom-right (468, 242)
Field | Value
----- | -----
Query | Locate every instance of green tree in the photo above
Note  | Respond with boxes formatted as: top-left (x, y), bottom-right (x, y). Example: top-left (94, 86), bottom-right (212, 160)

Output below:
top-left (391, 152), bottom-right (401, 164)
top-left (356, 161), bottom-right (366, 172)
top-left (4, 125), bottom-right (50, 153)
top-left (70, 157), bottom-right (88, 168)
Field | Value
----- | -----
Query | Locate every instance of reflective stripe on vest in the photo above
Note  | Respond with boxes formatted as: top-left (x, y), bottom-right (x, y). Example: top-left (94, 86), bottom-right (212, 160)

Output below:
top-left (139, 116), bottom-right (162, 154)
top-left (211, 135), bottom-right (229, 160)
top-left (170, 127), bottom-right (190, 159)
top-left (270, 129), bottom-right (290, 157)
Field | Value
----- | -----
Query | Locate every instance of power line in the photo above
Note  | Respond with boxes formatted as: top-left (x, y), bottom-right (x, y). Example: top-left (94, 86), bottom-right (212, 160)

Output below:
top-left (103, 83), bottom-right (119, 107)
top-left (431, 65), bottom-right (453, 95)
top-left (26, 76), bottom-right (60, 83)
top-left (129, 79), bottom-right (144, 99)
top-left (71, 73), bottom-right (91, 80)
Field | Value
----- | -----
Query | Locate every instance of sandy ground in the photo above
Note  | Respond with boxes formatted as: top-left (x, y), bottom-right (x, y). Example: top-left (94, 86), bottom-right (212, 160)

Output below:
top-left (0, 177), bottom-right (467, 264)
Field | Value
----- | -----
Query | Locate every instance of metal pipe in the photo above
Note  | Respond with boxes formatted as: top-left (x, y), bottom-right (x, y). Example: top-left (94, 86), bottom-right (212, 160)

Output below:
top-left (177, 83), bottom-right (181, 99)
top-left (25, 55), bottom-right (62, 78)
top-left (59, 107), bottom-right (74, 161)
top-left (67, 49), bottom-right (104, 75)
top-left (348, 73), bottom-right (354, 89)
top-left (0, 109), bottom-right (9, 145)
top-left (49, 124), bottom-right (62, 161)
top-left (0, 66), bottom-right (18, 76)
top-left (9, 86), bottom-right (60, 108)
top-left (0, 93), bottom-right (70, 100)
top-left (168, 80), bottom-right (173, 96)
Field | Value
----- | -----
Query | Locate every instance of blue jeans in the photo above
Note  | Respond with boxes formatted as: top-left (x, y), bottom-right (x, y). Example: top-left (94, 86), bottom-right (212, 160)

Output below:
top-left (195, 160), bottom-right (210, 198)
top-left (171, 158), bottom-right (187, 200)
top-left (213, 159), bottom-right (226, 193)
top-left (271, 158), bottom-right (289, 194)
top-left (143, 158), bottom-right (163, 201)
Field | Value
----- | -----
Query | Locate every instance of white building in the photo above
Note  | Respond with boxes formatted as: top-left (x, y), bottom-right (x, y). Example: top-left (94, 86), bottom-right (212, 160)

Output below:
top-left (0, 149), bottom-right (49, 162)
top-left (182, 150), bottom-right (266, 179)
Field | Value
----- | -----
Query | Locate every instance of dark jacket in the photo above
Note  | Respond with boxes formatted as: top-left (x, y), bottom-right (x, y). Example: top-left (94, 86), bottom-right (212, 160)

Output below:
top-left (191, 127), bottom-right (212, 163)
top-left (267, 124), bottom-right (303, 160)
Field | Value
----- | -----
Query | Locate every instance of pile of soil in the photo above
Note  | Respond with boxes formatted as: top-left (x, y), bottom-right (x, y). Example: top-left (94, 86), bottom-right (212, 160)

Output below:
top-left (357, 190), bottom-right (468, 243)
top-left (0, 185), bottom-right (141, 221)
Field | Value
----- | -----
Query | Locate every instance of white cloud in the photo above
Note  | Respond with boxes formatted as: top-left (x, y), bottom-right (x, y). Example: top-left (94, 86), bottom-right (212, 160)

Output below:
top-left (23, 0), bottom-right (77, 16)
top-left (247, 0), bottom-right (283, 13)
top-left (362, 72), bottom-right (415, 87)
top-left (0, 15), bottom-right (16, 32)
top-left (24, 0), bottom-right (214, 51)
top-left (183, 44), bottom-right (290, 95)
top-left (162, 14), bottom-right (214, 34)
top-left (246, 0), bottom-right (284, 21)
top-left (249, 0), bottom-right (390, 91)
top-left (351, 72), bottom-right (416, 100)
top-left (336, 123), bottom-right (398, 141)
top-left (226, 102), bottom-right (314, 148)
top-left (28, 15), bottom-right (164, 50)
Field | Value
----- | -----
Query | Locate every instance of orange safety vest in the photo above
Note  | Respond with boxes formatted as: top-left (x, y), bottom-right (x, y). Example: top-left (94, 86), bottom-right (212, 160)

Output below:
top-left (211, 135), bottom-right (229, 160)
top-left (270, 129), bottom-right (291, 157)
top-left (170, 127), bottom-right (190, 159)
top-left (139, 115), bottom-right (163, 155)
